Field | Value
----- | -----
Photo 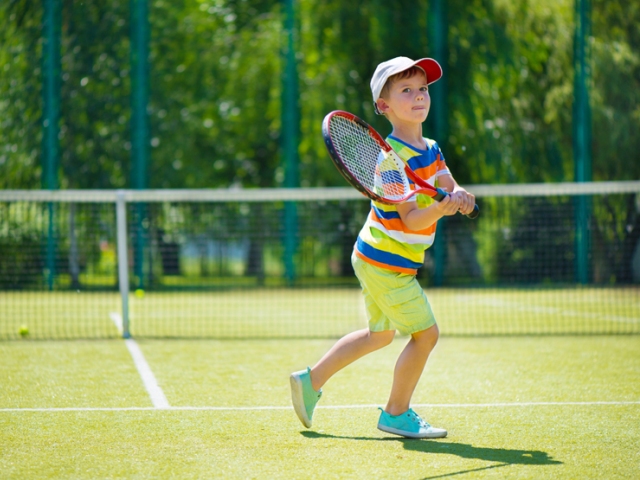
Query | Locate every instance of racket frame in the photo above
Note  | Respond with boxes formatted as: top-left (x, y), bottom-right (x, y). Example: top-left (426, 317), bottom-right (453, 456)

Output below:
top-left (322, 110), bottom-right (479, 219)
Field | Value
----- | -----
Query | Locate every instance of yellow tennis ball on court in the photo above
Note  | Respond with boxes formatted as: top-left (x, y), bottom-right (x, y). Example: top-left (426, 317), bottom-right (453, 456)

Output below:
top-left (135, 289), bottom-right (145, 298)
top-left (19, 325), bottom-right (29, 337)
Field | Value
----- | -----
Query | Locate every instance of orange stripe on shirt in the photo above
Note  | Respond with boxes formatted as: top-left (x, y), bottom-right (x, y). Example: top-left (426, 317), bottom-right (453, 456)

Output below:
top-left (413, 163), bottom-right (438, 182)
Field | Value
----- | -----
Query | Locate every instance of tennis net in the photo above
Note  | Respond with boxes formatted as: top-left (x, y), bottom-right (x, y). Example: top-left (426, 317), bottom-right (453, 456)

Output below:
top-left (1, 182), bottom-right (639, 339)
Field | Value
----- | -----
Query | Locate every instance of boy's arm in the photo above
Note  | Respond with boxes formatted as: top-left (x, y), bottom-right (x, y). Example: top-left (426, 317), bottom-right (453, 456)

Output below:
top-left (396, 174), bottom-right (476, 230)
top-left (396, 193), bottom-right (459, 231)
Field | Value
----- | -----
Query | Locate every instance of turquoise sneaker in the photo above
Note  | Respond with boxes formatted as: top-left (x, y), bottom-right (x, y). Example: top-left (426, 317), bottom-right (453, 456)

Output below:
top-left (377, 407), bottom-right (447, 439)
top-left (290, 367), bottom-right (322, 428)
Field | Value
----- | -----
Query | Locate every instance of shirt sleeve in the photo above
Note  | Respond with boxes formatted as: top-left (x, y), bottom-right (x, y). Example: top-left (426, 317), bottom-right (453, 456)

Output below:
top-left (433, 142), bottom-right (450, 177)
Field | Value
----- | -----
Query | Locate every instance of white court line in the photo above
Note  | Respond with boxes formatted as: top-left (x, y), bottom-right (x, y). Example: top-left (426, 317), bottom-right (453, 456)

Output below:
top-left (110, 312), bottom-right (170, 409)
top-left (109, 312), bottom-right (123, 333)
top-left (125, 339), bottom-right (170, 409)
top-left (473, 299), bottom-right (640, 324)
top-left (1, 400), bottom-right (639, 413)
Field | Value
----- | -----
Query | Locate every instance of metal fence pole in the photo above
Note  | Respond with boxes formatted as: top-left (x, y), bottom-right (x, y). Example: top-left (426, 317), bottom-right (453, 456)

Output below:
top-left (282, 0), bottom-right (299, 284)
top-left (42, 0), bottom-right (61, 291)
top-left (573, 0), bottom-right (592, 284)
top-left (429, 0), bottom-right (448, 286)
top-left (131, 0), bottom-right (150, 289)
top-left (116, 191), bottom-right (131, 339)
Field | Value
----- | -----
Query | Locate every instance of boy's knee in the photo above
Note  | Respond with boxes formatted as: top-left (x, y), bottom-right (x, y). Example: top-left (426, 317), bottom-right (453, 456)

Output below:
top-left (370, 330), bottom-right (395, 347)
top-left (413, 324), bottom-right (439, 347)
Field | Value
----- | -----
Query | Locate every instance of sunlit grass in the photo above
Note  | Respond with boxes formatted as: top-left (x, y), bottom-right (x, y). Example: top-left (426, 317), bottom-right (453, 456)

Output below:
top-left (0, 336), bottom-right (639, 478)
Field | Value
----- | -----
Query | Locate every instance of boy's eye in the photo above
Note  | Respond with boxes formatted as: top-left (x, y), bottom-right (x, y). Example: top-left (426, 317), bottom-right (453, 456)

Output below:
top-left (401, 86), bottom-right (428, 93)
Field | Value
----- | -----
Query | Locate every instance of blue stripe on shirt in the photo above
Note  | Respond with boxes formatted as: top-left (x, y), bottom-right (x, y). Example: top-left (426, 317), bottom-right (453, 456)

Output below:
top-left (356, 237), bottom-right (423, 270)
top-left (372, 204), bottom-right (401, 220)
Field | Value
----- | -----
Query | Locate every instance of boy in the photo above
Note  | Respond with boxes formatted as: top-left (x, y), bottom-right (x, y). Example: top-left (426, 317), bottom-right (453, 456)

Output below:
top-left (290, 57), bottom-right (476, 439)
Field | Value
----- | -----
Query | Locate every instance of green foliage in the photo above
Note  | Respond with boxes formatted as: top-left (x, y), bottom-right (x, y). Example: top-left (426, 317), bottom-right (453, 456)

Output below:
top-left (0, 203), bottom-right (44, 289)
top-left (57, 0), bottom-right (131, 188)
top-left (590, 0), bottom-right (640, 181)
top-left (447, 0), bottom-right (576, 183)
top-left (0, 0), bottom-right (640, 188)
top-left (0, 1), bottom-right (42, 188)
top-left (2, 0), bottom-right (639, 189)
top-left (1, 0), bottom-right (639, 286)
top-left (149, 0), bottom-right (282, 188)
top-left (494, 198), bottom-right (576, 283)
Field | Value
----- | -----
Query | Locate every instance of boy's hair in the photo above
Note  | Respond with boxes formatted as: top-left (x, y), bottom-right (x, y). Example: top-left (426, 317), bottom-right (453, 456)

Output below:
top-left (379, 66), bottom-right (427, 99)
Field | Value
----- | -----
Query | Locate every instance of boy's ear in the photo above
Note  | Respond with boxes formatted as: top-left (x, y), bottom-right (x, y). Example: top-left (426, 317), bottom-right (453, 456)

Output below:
top-left (376, 98), bottom-right (390, 114)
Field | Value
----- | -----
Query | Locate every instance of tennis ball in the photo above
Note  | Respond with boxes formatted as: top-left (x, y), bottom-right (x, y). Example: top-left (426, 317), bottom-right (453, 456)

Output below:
top-left (19, 325), bottom-right (29, 337)
top-left (135, 289), bottom-right (145, 298)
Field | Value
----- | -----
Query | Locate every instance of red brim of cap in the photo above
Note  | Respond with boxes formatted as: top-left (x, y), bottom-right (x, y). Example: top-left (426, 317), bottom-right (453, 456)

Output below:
top-left (413, 58), bottom-right (443, 85)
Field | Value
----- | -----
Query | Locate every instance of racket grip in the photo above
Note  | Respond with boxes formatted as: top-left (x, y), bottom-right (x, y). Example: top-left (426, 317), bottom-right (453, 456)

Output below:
top-left (434, 188), bottom-right (480, 219)
top-left (467, 204), bottom-right (480, 219)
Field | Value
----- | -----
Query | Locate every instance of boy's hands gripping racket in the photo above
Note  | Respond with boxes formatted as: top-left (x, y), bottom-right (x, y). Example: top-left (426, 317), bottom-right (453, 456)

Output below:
top-left (322, 110), bottom-right (479, 219)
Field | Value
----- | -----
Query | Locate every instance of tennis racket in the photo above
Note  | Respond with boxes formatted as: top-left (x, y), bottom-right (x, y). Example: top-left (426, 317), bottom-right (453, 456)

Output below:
top-left (322, 110), bottom-right (479, 219)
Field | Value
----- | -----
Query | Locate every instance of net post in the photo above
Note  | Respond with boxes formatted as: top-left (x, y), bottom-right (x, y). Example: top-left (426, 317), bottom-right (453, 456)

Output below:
top-left (116, 191), bottom-right (131, 339)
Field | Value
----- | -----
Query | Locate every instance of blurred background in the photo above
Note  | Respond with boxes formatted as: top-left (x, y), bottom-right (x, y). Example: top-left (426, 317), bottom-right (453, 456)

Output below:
top-left (2, 0), bottom-right (639, 190)
top-left (0, 0), bottom-right (639, 339)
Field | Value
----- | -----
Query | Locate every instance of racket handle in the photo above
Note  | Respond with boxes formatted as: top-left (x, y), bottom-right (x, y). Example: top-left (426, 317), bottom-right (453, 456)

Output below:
top-left (434, 188), bottom-right (480, 219)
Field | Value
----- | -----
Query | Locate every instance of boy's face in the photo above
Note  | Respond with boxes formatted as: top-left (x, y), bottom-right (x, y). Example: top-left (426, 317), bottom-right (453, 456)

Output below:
top-left (377, 70), bottom-right (430, 125)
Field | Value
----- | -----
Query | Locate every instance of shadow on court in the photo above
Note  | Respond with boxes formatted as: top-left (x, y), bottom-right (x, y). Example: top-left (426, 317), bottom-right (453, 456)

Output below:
top-left (301, 431), bottom-right (562, 475)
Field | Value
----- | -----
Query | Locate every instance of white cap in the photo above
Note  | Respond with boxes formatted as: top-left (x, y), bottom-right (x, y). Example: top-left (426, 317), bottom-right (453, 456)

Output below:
top-left (370, 57), bottom-right (442, 113)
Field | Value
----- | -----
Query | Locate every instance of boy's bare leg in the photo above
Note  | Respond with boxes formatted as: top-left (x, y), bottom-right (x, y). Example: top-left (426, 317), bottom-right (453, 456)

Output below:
top-left (384, 324), bottom-right (439, 415)
top-left (310, 328), bottom-right (395, 391)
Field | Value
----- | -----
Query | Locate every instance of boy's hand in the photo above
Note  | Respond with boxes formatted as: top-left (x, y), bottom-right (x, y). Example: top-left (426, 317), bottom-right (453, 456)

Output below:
top-left (435, 189), bottom-right (462, 216)
top-left (449, 189), bottom-right (476, 216)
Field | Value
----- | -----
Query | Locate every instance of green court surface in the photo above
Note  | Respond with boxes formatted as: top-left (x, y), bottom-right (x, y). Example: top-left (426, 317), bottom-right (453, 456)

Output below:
top-left (1, 336), bottom-right (639, 478)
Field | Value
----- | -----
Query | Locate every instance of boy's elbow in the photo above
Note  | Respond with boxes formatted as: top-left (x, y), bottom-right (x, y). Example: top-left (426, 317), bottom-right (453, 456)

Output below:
top-left (398, 203), bottom-right (440, 231)
top-left (400, 211), bottom-right (421, 231)
top-left (404, 218), bottom-right (424, 231)
top-left (405, 222), bottom-right (418, 231)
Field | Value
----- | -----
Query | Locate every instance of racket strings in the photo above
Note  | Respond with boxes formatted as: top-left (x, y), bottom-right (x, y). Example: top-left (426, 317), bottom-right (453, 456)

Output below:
top-left (329, 116), bottom-right (411, 201)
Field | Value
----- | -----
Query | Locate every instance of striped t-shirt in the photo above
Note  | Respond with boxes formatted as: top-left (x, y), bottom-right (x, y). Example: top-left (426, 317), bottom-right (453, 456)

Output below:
top-left (355, 135), bottom-right (450, 274)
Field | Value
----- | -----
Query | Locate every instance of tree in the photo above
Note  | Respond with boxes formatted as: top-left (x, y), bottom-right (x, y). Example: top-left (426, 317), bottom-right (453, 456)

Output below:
top-left (0, 1), bottom-right (42, 189)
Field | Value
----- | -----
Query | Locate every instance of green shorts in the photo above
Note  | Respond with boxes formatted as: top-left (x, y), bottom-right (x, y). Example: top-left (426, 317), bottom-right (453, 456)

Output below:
top-left (351, 253), bottom-right (436, 336)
